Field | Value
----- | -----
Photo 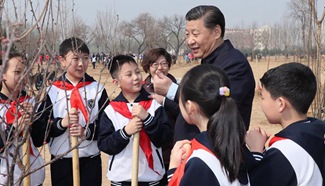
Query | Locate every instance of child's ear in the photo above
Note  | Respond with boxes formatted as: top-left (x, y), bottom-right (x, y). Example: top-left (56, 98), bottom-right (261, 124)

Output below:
top-left (185, 100), bottom-right (196, 115)
top-left (112, 79), bottom-right (120, 88)
top-left (277, 97), bottom-right (286, 113)
top-left (58, 56), bottom-right (66, 67)
top-left (1, 68), bottom-right (6, 82)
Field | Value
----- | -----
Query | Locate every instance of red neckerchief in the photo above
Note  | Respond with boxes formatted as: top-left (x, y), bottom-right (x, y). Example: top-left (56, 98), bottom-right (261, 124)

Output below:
top-left (0, 95), bottom-right (34, 155)
top-left (109, 100), bottom-right (158, 174)
top-left (53, 80), bottom-right (92, 124)
top-left (268, 136), bottom-right (287, 147)
top-left (0, 96), bottom-right (30, 124)
top-left (168, 138), bottom-right (215, 186)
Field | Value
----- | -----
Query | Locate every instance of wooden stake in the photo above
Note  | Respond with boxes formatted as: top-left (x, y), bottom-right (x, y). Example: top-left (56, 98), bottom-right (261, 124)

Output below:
top-left (131, 132), bottom-right (140, 186)
top-left (70, 108), bottom-right (80, 186)
top-left (22, 132), bottom-right (30, 186)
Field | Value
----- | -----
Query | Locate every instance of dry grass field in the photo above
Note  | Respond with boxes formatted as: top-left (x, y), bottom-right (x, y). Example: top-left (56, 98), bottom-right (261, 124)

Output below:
top-left (42, 55), bottom-right (300, 185)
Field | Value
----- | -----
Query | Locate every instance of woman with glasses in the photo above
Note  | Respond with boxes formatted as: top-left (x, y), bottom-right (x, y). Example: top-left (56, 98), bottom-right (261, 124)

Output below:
top-left (141, 48), bottom-right (177, 93)
top-left (141, 48), bottom-right (178, 185)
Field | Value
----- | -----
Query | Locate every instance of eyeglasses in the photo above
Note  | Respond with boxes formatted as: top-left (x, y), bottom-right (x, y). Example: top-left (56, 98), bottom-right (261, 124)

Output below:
top-left (151, 61), bottom-right (169, 68)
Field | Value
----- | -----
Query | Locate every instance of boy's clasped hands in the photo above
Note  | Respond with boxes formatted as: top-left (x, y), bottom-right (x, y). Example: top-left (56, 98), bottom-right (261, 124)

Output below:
top-left (245, 127), bottom-right (271, 153)
top-left (125, 105), bottom-right (149, 135)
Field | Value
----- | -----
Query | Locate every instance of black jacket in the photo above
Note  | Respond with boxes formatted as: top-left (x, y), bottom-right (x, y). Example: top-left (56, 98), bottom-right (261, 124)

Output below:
top-left (174, 40), bottom-right (255, 142)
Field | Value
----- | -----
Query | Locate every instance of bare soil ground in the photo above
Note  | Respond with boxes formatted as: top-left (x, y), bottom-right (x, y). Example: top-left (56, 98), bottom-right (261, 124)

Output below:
top-left (42, 56), bottom-right (294, 185)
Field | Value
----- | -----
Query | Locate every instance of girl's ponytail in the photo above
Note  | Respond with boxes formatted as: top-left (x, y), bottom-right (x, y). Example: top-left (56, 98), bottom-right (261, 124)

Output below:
top-left (207, 97), bottom-right (246, 182)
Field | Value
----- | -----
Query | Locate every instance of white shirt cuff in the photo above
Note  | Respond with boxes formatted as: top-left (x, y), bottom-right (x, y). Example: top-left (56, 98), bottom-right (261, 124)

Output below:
top-left (166, 82), bottom-right (178, 101)
top-left (162, 97), bottom-right (166, 106)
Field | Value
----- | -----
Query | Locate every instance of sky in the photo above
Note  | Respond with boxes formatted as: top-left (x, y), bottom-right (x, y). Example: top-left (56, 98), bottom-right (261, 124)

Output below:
top-left (75, 0), bottom-right (294, 28)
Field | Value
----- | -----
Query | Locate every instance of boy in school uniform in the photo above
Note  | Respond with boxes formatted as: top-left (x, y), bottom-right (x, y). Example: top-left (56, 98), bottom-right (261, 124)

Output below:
top-left (246, 62), bottom-right (325, 186)
top-left (34, 37), bottom-right (109, 186)
top-left (98, 55), bottom-right (173, 186)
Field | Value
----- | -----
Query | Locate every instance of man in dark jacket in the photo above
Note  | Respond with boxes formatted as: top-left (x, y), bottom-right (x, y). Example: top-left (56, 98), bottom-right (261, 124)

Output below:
top-left (153, 5), bottom-right (255, 141)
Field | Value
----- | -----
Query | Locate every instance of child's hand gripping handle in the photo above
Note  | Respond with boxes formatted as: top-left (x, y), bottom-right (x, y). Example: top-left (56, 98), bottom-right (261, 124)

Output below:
top-left (70, 108), bottom-right (80, 186)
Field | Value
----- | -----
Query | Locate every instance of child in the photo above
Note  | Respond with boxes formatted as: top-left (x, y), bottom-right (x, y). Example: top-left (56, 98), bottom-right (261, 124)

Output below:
top-left (98, 55), bottom-right (173, 185)
top-left (246, 62), bottom-right (325, 185)
top-left (167, 64), bottom-right (248, 186)
top-left (0, 51), bottom-right (45, 185)
top-left (34, 37), bottom-right (109, 186)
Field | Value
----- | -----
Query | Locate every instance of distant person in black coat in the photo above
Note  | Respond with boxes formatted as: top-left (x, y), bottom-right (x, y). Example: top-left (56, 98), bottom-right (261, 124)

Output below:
top-left (153, 5), bottom-right (255, 142)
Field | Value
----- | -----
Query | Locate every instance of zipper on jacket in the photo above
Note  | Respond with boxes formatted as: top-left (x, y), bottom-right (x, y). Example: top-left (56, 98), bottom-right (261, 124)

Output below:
top-left (49, 138), bottom-right (54, 147)
top-left (155, 149), bottom-right (164, 168)
top-left (109, 155), bottom-right (115, 171)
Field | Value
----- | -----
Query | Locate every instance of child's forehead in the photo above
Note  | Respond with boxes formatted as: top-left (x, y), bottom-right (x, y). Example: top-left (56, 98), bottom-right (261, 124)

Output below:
top-left (119, 61), bottom-right (138, 70)
top-left (66, 51), bottom-right (88, 57)
top-left (8, 57), bottom-right (25, 67)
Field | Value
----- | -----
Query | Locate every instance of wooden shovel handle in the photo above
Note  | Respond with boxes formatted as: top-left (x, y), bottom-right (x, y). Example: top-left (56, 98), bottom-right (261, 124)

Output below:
top-left (70, 108), bottom-right (80, 186)
top-left (131, 132), bottom-right (140, 186)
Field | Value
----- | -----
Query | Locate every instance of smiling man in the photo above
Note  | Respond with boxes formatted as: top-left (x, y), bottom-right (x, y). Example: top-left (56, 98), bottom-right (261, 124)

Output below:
top-left (153, 5), bottom-right (255, 141)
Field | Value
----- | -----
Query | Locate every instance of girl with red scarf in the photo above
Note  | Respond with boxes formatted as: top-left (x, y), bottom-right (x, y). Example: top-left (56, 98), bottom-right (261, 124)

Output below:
top-left (167, 65), bottom-right (249, 186)
top-left (0, 51), bottom-right (45, 185)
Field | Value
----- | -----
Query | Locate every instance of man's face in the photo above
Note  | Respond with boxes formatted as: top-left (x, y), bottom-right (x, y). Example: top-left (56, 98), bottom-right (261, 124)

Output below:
top-left (185, 18), bottom-right (220, 59)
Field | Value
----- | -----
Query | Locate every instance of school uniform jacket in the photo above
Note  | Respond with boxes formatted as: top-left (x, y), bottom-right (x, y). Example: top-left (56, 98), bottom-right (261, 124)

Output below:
top-left (248, 118), bottom-right (325, 186)
top-left (98, 88), bottom-right (173, 182)
top-left (167, 132), bottom-right (250, 186)
top-left (34, 73), bottom-right (109, 158)
top-left (0, 92), bottom-right (45, 186)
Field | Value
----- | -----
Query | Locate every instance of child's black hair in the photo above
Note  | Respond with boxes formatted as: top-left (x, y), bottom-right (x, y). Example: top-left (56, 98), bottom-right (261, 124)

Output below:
top-left (109, 55), bottom-right (137, 79)
top-left (1, 51), bottom-right (24, 69)
top-left (179, 64), bottom-right (246, 182)
top-left (59, 37), bottom-right (90, 58)
top-left (260, 62), bottom-right (316, 114)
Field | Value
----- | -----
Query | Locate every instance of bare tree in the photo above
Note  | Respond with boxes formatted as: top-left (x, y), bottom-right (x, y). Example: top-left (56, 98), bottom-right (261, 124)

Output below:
top-left (279, 15), bottom-right (291, 60)
top-left (260, 26), bottom-right (271, 59)
top-left (270, 23), bottom-right (281, 60)
top-left (308, 0), bottom-right (325, 119)
top-left (119, 20), bottom-right (134, 53)
top-left (161, 15), bottom-right (186, 57)
top-left (92, 9), bottom-right (119, 54)
top-left (131, 13), bottom-right (156, 55)
top-left (288, 0), bottom-right (325, 120)
top-left (288, 0), bottom-right (310, 60)
top-left (145, 18), bottom-right (164, 49)
top-left (119, 14), bottom-right (149, 55)
top-left (118, 14), bottom-right (186, 58)
top-left (248, 22), bottom-right (259, 61)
